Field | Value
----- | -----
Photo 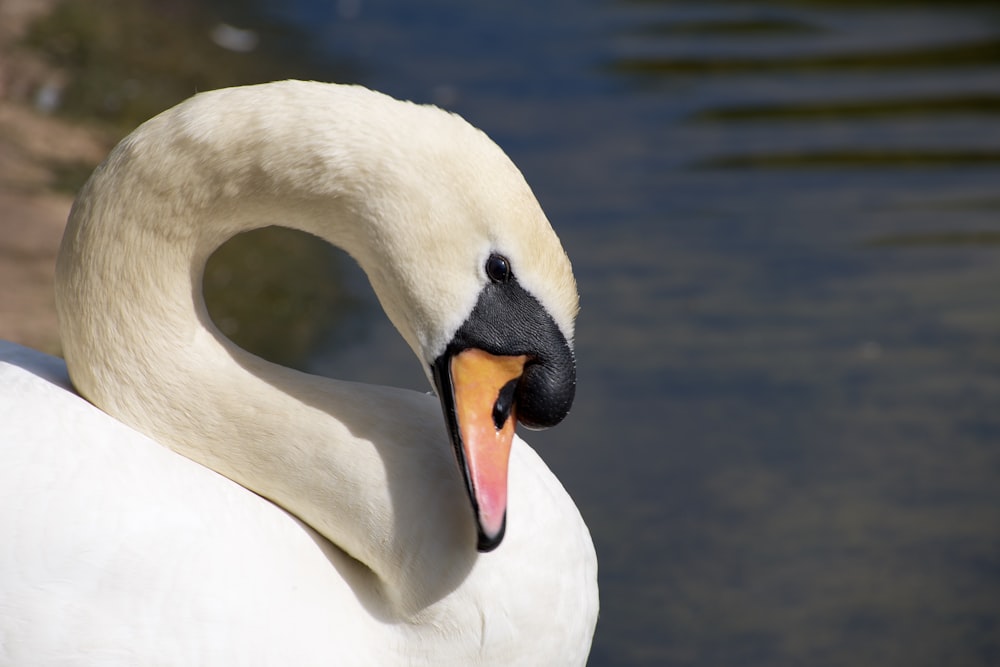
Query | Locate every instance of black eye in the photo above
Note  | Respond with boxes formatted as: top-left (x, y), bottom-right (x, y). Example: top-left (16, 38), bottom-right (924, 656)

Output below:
top-left (485, 254), bottom-right (511, 283)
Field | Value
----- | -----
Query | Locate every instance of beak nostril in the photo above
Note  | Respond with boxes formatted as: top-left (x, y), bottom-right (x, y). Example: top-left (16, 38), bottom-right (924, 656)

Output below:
top-left (492, 378), bottom-right (519, 431)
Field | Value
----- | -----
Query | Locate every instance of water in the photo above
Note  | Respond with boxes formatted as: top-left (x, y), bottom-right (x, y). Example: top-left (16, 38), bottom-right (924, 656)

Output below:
top-left (227, 1), bottom-right (1000, 664)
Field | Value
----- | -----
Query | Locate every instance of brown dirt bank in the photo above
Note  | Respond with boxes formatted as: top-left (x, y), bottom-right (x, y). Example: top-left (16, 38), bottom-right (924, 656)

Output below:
top-left (0, 0), bottom-right (108, 354)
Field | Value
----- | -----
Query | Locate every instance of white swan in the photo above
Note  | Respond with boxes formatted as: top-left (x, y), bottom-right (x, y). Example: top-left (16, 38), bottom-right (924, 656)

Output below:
top-left (0, 81), bottom-right (598, 665)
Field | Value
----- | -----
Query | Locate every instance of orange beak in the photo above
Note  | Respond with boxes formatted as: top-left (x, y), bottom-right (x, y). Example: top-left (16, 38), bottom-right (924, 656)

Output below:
top-left (438, 348), bottom-right (527, 551)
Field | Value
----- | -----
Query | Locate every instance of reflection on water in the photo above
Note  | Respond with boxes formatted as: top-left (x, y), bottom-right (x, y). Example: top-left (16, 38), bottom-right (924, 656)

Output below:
top-left (579, 3), bottom-right (1000, 664)
top-left (200, 0), bottom-right (1000, 664)
top-left (203, 227), bottom-right (356, 369)
top-left (593, 3), bottom-right (999, 665)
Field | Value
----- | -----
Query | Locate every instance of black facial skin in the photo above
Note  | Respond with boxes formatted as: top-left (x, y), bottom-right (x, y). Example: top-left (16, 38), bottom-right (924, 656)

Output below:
top-left (431, 255), bottom-right (576, 552)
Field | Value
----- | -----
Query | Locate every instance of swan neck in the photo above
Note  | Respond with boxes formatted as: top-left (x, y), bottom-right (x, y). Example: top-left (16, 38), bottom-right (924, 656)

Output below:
top-left (54, 84), bottom-right (478, 615)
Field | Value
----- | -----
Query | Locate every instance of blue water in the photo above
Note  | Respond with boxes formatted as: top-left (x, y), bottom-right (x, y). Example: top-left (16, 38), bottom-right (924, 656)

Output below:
top-left (235, 1), bottom-right (1000, 664)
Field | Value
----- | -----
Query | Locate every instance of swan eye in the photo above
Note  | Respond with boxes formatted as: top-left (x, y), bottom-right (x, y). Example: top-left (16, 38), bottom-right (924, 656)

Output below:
top-left (485, 254), bottom-right (511, 283)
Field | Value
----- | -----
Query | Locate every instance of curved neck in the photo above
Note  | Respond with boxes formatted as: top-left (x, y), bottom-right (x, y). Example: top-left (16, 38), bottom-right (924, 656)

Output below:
top-left (55, 83), bottom-right (479, 614)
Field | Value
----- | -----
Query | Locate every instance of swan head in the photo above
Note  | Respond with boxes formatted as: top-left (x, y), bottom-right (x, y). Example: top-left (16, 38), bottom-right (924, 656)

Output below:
top-left (429, 252), bottom-right (577, 552)
top-left (325, 89), bottom-right (579, 552)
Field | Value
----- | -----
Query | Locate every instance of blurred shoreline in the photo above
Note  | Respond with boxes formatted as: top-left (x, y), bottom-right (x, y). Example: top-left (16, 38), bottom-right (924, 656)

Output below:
top-left (0, 0), bottom-right (334, 357)
top-left (0, 0), bottom-right (107, 354)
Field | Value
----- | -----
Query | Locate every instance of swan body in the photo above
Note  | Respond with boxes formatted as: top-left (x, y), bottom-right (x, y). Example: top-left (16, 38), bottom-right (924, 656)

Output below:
top-left (0, 81), bottom-right (597, 665)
